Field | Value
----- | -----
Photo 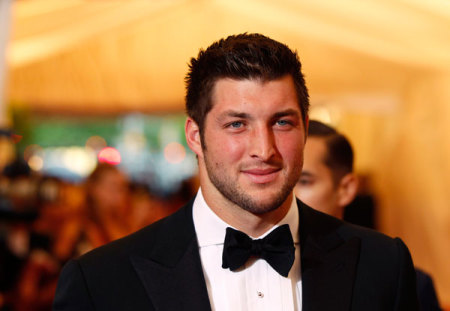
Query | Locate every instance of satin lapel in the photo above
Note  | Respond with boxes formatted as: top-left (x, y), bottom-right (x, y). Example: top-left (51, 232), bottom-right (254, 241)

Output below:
top-left (298, 201), bottom-right (361, 311)
top-left (130, 201), bottom-right (211, 311)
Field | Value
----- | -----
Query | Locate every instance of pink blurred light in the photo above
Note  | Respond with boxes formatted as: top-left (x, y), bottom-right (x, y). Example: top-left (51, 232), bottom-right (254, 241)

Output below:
top-left (164, 142), bottom-right (186, 164)
top-left (98, 147), bottom-right (121, 165)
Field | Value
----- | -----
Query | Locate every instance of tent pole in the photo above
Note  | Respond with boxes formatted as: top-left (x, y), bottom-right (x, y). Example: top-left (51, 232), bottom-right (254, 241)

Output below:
top-left (0, 0), bottom-right (12, 128)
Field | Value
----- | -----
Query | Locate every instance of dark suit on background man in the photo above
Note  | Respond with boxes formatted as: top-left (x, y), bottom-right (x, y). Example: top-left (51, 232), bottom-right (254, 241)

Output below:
top-left (53, 199), bottom-right (417, 311)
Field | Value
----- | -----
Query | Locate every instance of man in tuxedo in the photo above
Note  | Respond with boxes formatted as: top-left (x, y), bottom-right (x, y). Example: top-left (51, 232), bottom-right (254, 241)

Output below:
top-left (53, 33), bottom-right (419, 310)
top-left (295, 120), bottom-right (440, 311)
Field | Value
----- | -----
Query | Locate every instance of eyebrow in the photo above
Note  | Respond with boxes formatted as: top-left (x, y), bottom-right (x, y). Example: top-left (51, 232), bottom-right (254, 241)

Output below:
top-left (272, 109), bottom-right (301, 119)
top-left (220, 110), bottom-right (251, 119)
top-left (217, 108), bottom-right (301, 122)
top-left (300, 171), bottom-right (313, 177)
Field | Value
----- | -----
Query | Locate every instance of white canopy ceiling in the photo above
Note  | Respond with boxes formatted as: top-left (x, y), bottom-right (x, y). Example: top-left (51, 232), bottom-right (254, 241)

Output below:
top-left (6, 0), bottom-right (450, 113)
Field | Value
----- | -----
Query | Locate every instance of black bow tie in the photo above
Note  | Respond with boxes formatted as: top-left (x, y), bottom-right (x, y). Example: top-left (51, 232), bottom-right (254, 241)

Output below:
top-left (222, 224), bottom-right (295, 277)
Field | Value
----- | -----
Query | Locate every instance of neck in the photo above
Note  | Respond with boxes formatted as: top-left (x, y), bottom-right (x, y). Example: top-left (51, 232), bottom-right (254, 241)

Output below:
top-left (336, 206), bottom-right (345, 220)
top-left (201, 186), bottom-right (293, 238)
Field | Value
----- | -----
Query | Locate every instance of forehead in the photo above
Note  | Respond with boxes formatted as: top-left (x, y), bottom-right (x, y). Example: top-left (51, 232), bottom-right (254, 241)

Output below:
top-left (209, 75), bottom-right (301, 115)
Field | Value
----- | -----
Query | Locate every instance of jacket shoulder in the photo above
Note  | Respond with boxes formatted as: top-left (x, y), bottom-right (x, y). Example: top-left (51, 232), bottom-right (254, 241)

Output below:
top-left (77, 199), bottom-right (195, 268)
top-left (298, 200), bottom-right (400, 246)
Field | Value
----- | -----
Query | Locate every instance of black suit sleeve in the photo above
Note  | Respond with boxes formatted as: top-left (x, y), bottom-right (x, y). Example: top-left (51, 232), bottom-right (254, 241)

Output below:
top-left (53, 259), bottom-right (95, 311)
top-left (394, 238), bottom-right (420, 311)
top-left (416, 269), bottom-right (442, 311)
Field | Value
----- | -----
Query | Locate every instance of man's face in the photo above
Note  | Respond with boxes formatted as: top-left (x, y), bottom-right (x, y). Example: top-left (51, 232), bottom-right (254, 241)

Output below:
top-left (294, 137), bottom-right (342, 218)
top-left (197, 75), bottom-right (306, 215)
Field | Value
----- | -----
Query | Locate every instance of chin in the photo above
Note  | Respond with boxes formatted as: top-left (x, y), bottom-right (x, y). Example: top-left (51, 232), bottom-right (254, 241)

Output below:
top-left (242, 203), bottom-right (280, 215)
top-left (244, 194), bottom-right (291, 215)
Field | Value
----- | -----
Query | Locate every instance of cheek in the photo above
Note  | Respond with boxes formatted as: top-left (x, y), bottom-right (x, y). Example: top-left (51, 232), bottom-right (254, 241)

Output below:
top-left (302, 184), bottom-right (325, 201)
top-left (207, 134), bottom-right (246, 161)
top-left (278, 136), bottom-right (305, 163)
top-left (299, 184), bottom-right (330, 209)
top-left (316, 183), bottom-right (339, 208)
top-left (300, 176), bottom-right (333, 196)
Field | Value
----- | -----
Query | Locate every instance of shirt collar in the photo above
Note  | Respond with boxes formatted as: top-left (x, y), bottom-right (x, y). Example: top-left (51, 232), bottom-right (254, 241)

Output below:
top-left (193, 188), bottom-right (299, 247)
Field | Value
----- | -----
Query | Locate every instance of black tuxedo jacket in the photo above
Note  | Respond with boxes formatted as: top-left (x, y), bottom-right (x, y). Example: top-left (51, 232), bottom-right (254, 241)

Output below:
top-left (53, 199), bottom-right (419, 310)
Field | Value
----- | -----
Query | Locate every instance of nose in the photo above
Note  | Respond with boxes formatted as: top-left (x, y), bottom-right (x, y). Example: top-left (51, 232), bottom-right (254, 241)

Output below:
top-left (249, 125), bottom-right (277, 161)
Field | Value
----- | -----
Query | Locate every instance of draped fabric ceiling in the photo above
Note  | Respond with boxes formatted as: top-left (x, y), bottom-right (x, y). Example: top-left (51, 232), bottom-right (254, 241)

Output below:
top-left (5, 0), bottom-right (450, 306)
top-left (7, 0), bottom-right (450, 113)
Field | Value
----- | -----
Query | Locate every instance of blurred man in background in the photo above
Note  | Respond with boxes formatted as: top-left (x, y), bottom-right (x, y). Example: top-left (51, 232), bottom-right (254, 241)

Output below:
top-left (294, 120), bottom-right (358, 220)
top-left (295, 120), bottom-right (441, 311)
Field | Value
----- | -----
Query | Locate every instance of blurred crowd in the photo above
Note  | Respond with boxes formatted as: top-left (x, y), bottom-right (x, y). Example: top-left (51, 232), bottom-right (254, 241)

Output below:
top-left (0, 160), bottom-right (195, 311)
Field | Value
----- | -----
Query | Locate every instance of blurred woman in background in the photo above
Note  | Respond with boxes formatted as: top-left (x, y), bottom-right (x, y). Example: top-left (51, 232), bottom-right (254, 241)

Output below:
top-left (75, 163), bottom-right (131, 255)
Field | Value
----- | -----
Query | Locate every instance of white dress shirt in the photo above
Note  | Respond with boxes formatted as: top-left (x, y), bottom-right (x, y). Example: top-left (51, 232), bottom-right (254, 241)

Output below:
top-left (193, 189), bottom-right (302, 311)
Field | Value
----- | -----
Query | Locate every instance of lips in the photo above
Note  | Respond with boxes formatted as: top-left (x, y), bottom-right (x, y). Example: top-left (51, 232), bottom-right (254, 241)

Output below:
top-left (242, 167), bottom-right (281, 184)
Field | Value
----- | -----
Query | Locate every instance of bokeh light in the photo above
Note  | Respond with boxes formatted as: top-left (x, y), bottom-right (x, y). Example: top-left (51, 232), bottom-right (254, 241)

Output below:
top-left (85, 135), bottom-right (107, 152)
top-left (98, 147), bottom-right (121, 165)
top-left (23, 144), bottom-right (43, 162)
top-left (123, 132), bottom-right (146, 152)
top-left (164, 142), bottom-right (186, 164)
top-left (28, 155), bottom-right (44, 171)
top-left (63, 147), bottom-right (97, 176)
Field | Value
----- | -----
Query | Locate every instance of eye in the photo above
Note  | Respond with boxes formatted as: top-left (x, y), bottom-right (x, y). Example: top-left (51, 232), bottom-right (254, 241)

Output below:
top-left (298, 177), bottom-right (312, 186)
top-left (228, 121), bottom-right (243, 128)
top-left (275, 119), bottom-right (293, 127)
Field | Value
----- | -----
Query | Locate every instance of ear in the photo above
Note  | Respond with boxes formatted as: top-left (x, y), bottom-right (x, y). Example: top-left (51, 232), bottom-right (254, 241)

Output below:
top-left (337, 173), bottom-right (359, 207)
top-left (185, 117), bottom-right (203, 158)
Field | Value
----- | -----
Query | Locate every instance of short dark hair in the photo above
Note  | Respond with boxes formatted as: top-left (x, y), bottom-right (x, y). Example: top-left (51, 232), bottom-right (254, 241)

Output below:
top-left (308, 120), bottom-right (354, 183)
top-left (185, 33), bottom-right (309, 139)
